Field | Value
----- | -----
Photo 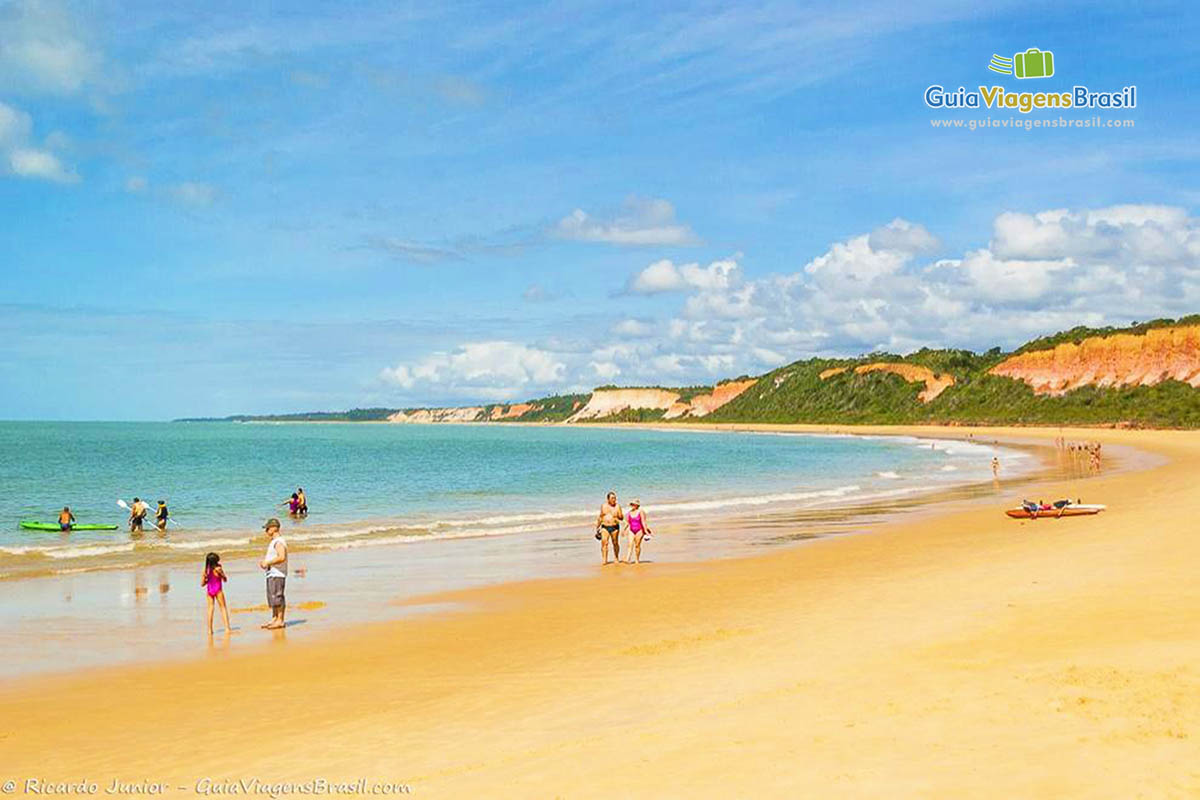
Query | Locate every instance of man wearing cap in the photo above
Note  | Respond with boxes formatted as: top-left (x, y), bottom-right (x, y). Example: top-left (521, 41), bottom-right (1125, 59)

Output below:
top-left (259, 518), bottom-right (288, 629)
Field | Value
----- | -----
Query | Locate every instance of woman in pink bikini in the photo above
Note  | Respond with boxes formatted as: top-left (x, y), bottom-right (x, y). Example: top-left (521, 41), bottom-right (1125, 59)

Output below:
top-left (202, 552), bottom-right (232, 635)
top-left (624, 498), bottom-right (651, 564)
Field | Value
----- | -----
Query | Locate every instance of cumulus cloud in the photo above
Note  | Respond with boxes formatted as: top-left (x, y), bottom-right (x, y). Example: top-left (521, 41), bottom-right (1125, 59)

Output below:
top-left (9, 146), bottom-right (75, 182)
top-left (627, 257), bottom-right (741, 294)
top-left (383, 204), bottom-right (1200, 403)
top-left (0, 100), bottom-right (77, 183)
top-left (380, 341), bottom-right (567, 400)
top-left (0, 0), bottom-right (103, 94)
top-left (554, 196), bottom-right (699, 246)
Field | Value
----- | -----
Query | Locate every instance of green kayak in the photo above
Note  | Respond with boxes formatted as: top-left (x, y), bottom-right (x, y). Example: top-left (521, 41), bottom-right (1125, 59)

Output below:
top-left (19, 520), bottom-right (120, 532)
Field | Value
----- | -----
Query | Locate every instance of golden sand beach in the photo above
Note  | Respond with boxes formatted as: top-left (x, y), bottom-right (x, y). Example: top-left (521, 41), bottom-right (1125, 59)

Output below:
top-left (2, 425), bottom-right (1198, 798)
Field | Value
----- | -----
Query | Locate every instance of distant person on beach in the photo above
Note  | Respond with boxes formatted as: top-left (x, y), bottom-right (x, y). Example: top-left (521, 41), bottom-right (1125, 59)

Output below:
top-left (58, 506), bottom-right (75, 532)
top-left (202, 552), bottom-right (231, 635)
top-left (155, 500), bottom-right (169, 532)
top-left (625, 499), bottom-right (651, 564)
top-left (259, 518), bottom-right (288, 629)
top-left (991, 457), bottom-right (1000, 479)
top-left (296, 487), bottom-right (308, 517)
top-left (128, 497), bottom-right (149, 532)
top-left (596, 491), bottom-right (624, 565)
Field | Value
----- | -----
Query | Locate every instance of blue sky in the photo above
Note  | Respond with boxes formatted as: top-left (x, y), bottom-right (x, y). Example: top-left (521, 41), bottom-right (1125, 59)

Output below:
top-left (2, 0), bottom-right (1198, 419)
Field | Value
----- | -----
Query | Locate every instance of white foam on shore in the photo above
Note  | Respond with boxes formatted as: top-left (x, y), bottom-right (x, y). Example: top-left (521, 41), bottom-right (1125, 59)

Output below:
top-left (162, 537), bottom-right (253, 551)
top-left (44, 542), bottom-right (136, 559)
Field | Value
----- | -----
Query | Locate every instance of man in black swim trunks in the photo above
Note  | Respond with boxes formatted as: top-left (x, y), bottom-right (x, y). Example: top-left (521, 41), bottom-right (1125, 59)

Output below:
top-left (596, 491), bottom-right (624, 565)
top-left (128, 497), bottom-right (148, 533)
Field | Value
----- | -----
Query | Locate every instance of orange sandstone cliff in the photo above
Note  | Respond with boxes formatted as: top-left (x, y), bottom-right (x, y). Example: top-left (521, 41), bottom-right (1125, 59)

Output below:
top-left (989, 325), bottom-right (1200, 395)
top-left (663, 379), bottom-right (756, 419)
top-left (568, 380), bottom-right (754, 422)
top-left (820, 363), bottom-right (955, 403)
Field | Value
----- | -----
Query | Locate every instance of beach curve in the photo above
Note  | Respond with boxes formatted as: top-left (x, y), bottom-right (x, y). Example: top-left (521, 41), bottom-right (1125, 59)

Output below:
top-left (0, 425), bottom-right (1196, 798)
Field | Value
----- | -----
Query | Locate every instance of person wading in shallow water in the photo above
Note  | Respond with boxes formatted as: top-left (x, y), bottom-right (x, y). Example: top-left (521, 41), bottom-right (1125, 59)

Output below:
top-left (128, 497), bottom-right (149, 533)
top-left (596, 491), bottom-right (623, 565)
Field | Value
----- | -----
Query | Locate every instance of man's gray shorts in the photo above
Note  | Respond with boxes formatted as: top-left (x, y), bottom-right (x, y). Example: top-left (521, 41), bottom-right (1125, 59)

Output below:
top-left (266, 576), bottom-right (286, 609)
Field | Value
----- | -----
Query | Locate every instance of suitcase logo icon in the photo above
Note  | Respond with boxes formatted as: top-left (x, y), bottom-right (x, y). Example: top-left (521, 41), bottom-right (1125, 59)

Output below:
top-left (988, 48), bottom-right (1055, 79)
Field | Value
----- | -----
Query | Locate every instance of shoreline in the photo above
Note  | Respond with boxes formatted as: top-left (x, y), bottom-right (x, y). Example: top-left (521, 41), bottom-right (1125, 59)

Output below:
top-left (3, 424), bottom-right (1192, 797)
top-left (0, 426), bottom-right (1036, 582)
top-left (0, 428), bottom-right (1059, 679)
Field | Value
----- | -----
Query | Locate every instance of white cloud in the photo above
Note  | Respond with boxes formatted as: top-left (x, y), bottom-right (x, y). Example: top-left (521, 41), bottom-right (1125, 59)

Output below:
top-left (555, 196), bottom-right (699, 246)
top-left (380, 341), bottom-right (567, 400)
top-left (0, 0), bottom-right (103, 94)
top-left (0, 99), bottom-right (77, 183)
top-left (866, 218), bottom-right (939, 255)
top-left (628, 257), bottom-right (741, 294)
top-left (383, 204), bottom-right (1200, 403)
top-left (590, 360), bottom-right (621, 380)
top-left (8, 147), bottom-right (75, 182)
top-left (612, 318), bottom-right (656, 338)
top-left (0, 101), bottom-right (32, 146)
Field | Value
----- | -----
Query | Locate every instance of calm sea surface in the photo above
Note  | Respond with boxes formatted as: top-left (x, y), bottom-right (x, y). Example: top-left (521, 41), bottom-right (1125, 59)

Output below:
top-left (0, 422), bottom-right (1019, 579)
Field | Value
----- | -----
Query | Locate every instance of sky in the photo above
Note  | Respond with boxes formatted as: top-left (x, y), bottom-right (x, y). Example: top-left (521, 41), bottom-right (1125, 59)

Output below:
top-left (1, 0), bottom-right (1199, 420)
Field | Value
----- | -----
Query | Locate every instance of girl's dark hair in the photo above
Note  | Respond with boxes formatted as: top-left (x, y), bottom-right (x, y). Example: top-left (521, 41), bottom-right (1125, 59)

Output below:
top-left (291, 492), bottom-right (298, 499)
top-left (204, 552), bottom-right (220, 577)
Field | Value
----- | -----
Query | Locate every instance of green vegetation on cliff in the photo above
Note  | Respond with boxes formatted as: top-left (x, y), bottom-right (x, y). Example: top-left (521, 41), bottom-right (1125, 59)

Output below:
top-left (180, 317), bottom-right (1200, 428)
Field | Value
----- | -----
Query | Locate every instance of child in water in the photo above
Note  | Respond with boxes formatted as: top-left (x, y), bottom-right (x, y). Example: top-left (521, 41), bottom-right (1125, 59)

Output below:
top-left (202, 552), bottom-right (232, 634)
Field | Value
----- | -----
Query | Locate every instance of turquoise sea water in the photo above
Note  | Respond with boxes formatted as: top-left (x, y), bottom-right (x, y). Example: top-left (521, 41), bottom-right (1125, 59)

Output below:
top-left (0, 422), bottom-right (1018, 578)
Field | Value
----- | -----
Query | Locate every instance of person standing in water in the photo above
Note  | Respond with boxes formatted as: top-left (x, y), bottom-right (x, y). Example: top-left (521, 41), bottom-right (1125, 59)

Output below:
top-left (259, 518), bottom-right (288, 630)
top-left (58, 506), bottom-right (75, 532)
top-left (281, 492), bottom-right (300, 517)
top-left (128, 497), bottom-right (149, 533)
top-left (624, 498), bottom-right (651, 564)
top-left (155, 500), bottom-right (169, 532)
top-left (596, 491), bottom-right (623, 565)
top-left (991, 457), bottom-right (1000, 479)
top-left (296, 487), bottom-right (308, 517)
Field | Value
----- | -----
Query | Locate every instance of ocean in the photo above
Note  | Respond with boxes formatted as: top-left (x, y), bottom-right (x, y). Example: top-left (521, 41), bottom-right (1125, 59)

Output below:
top-left (0, 421), bottom-right (1021, 581)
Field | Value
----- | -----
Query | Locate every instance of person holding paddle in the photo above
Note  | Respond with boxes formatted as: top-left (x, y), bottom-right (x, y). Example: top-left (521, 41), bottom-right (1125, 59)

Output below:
top-left (128, 497), bottom-right (149, 533)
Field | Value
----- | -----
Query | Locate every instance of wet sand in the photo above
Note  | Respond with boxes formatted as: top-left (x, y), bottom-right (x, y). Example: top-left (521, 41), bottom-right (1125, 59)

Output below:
top-left (1, 425), bottom-right (1196, 797)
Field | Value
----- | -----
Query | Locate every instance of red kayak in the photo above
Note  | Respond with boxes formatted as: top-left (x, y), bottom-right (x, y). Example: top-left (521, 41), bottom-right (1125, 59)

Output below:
top-left (1005, 503), bottom-right (1105, 519)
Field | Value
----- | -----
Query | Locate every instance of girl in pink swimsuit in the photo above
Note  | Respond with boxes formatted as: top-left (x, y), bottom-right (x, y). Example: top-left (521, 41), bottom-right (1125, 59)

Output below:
top-left (202, 552), bottom-right (232, 635)
top-left (625, 499), bottom-right (651, 564)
